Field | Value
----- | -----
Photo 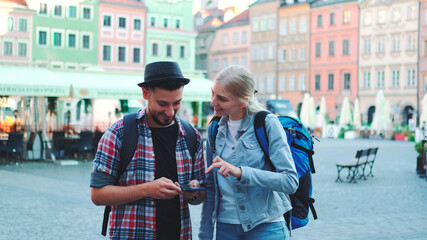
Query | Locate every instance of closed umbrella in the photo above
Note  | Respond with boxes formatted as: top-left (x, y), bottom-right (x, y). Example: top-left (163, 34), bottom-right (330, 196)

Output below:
top-left (353, 98), bottom-right (361, 129)
top-left (338, 97), bottom-right (353, 126)
top-left (300, 93), bottom-right (316, 128)
top-left (371, 90), bottom-right (386, 134)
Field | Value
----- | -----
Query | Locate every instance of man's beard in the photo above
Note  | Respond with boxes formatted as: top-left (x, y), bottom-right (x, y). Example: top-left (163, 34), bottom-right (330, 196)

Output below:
top-left (151, 112), bottom-right (175, 126)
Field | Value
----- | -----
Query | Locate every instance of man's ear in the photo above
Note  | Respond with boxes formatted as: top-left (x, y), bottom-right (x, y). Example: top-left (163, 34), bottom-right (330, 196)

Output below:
top-left (142, 87), bottom-right (149, 100)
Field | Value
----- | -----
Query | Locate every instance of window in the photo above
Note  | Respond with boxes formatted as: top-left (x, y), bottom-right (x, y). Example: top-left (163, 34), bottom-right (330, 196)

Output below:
top-left (260, 18), bottom-right (267, 31)
top-left (166, 44), bottom-right (172, 57)
top-left (102, 45), bottom-right (111, 61)
top-left (53, 32), bottom-right (62, 46)
top-left (290, 48), bottom-right (296, 62)
top-left (392, 8), bottom-right (401, 22)
top-left (315, 75), bottom-right (321, 90)
top-left (54, 5), bottom-right (62, 16)
top-left (392, 70), bottom-right (399, 87)
top-left (330, 12), bottom-right (336, 26)
top-left (252, 18), bottom-right (259, 32)
top-left (344, 73), bottom-right (351, 90)
top-left (7, 17), bottom-right (13, 31)
top-left (200, 38), bottom-right (206, 48)
top-left (222, 58), bottom-right (228, 69)
top-left (407, 34), bottom-right (416, 50)
top-left (83, 8), bottom-right (91, 19)
top-left (364, 12), bottom-right (372, 25)
top-left (133, 48), bottom-right (140, 63)
top-left (377, 39), bottom-right (385, 53)
top-left (4, 42), bottom-right (12, 56)
top-left (392, 36), bottom-right (400, 52)
top-left (343, 40), bottom-right (350, 55)
top-left (103, 15), bottom-right (111, 27)
top-left (315, 42), bottom-right (321, 58)
top-left (267, 75), bottom-right (274, 93)
top-left (378, 10), bottom-right (386, 24)
top-left (377, 71), bottom-right (385, 88)
top-left (69, 6), bottom-right (77, 18)
top-left (280, 76), bottom-right (286, 92)
top-left (300, 18), bottom-right (306, 33)
top-left (180, 46), bottom-right (185, 58)
top-left (213, 59), bottom-right (219, 72)
top-left (152, 43), bottom-right (158, 56)
top-left (407, 69), bottom-right (415, 87)
top-left (280, 48), bottom-right (286, 62)
top-left (407, 6), bottom-right (416, 20)
top-left (268, 16), bottom-right (276, 30)
top-left (242, 56), bottom-right (247, 68)
top-left (329, 41), bottom-right (335, 57)
top-left (280, 21), bottom-right (287, 35)
top-left (39, 31), bottom-right (47, 45)
top-left (289, 75), bottom-right (295, 91)
top-left (176, 19), bottom-right (181, 29)
top-left (363, 72), bottom-right (370, 88)
top-left (40, 3), bottom-right (47, 14)
top-left (299, 74), bottom-right (306, 91)
top-left (134, 19), bottom-right (141, 30)
top-left (299, 47), bottom-right (306, 61)
top-left (68, 34), bottom-right (76, 48)
top-left (18, 43), bottom-right (26, 57)
top-left (82, 35), bottom-right (90, 49)
top-left (19, 19), bottom-right (27, 32)
top-left (150, 17), bottom-right (156, 26)
top-left (317, 15), bottom-right (323, 27)
top-left (343, 10), bottom-right (351, 24)
top-left (118, 46), bottom-right (125, 62)
top-left (223, 34), bottom-right (228, 46)
top-left (242, 31), bottom-right (247, 43)
top-left (119, 17), bottom-right (126, 28)
top-left (233, 32), bottom-right (238, 44)
top-left (364, 39), bottom-right (371, 54)
top-left (328, 74), bottom-right (334, 90)
top-left (163, 18), bottom-right (168, 28)
top-left (259, 76), bottom-right (266, 93)
top-left (290, 20), bottom-right (296, 34)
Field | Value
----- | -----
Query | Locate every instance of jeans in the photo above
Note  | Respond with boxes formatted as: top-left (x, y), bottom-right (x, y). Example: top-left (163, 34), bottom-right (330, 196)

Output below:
top-left (216, 221), bottom-right (290, 240)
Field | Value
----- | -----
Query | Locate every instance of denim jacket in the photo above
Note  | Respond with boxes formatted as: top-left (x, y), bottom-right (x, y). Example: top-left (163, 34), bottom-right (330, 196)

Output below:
top-left (199, 112), bottom-right (298, 240)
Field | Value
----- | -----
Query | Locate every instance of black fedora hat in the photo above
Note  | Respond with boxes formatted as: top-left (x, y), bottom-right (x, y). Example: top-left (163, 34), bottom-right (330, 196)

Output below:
top-left (138, 61), bottom-right (190, 87)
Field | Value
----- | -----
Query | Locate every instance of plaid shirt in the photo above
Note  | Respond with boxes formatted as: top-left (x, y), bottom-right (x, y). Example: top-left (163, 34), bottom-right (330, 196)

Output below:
top-left (93, 110), bottom-right (205, 239)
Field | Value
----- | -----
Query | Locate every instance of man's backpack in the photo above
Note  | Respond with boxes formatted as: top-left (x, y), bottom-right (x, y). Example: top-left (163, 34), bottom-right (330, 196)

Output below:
top-left (101, 112), bottom-right (197, 236)
top-left (210, 111), bottom-right (317, 230)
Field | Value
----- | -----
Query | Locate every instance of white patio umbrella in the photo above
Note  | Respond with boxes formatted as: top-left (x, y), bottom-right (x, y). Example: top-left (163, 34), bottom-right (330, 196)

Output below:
top-left (353, 98), bottom-right (361, 129)
top-left (316, 96), bottom-right (328, 127)
top-left (338, 97), bottom-right (353, 126)
top-left (300, 92), bottom-right (316, 128)
top-left (420, 94), bottom-right (427, 127)
top-left (371, 90), bottom-right (386, 133)
top-left (384, 100), bottom-right (391, 129)
top-left (309, 95), bottom-right (317, 127)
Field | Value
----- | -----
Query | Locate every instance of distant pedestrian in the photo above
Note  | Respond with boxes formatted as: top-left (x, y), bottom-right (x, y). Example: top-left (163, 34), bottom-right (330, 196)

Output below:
top-left (90, 61), bottom-right (206, 239)
top-left (198, 65), bottom-right (298, 240)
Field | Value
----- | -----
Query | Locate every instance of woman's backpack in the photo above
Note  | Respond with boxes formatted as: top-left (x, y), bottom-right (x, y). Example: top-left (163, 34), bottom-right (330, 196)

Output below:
top-left (210, 111), bottom-right (317, 230)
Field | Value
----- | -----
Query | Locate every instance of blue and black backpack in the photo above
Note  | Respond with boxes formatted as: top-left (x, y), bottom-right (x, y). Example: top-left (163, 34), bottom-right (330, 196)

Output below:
top-left (210, 110), bottom-right (317, 230)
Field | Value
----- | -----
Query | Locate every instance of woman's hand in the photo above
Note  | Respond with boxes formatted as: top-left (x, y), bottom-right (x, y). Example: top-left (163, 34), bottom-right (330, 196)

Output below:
top-left (205, 156), bottom-right (242, 179)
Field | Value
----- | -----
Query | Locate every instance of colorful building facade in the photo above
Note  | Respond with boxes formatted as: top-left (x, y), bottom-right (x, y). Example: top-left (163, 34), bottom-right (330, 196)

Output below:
top-left (98, 0), bottom-right (146, 72)
top-left (278, 0), bottom-right (310, 112)
top-left (310, 0), bottom-right (359, 120)
top-left (420, 0), bottom-right (427, 125)
top-left (28, 0), bottom-right (98, 70)
top-left (0, 1), bottom-right (35, 65)
top-left (359, 0), bottom-right (419, 125)
top-left (208, 10), bottom-right (250, 80)
top-left (145, 0), bottom-right (196, 72)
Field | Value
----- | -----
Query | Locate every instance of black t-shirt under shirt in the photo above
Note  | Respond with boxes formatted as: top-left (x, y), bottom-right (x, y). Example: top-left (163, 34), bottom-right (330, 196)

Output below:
top-left (150, 123), bottom-right (181, 240)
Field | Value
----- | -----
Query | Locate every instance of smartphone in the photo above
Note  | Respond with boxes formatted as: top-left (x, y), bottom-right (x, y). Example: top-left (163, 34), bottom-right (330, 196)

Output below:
top-left (181, 185), bottom-right (205, 192)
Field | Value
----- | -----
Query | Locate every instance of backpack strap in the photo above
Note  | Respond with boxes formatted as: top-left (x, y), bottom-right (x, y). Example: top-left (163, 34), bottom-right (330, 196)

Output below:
top-left (253, 111), bottom-right (274, 170)
top-left (209, 116), bottom-right (221, 154)
top-left (102, 112), bottom-right (138, 236)
top-left (180, 120), bottom-right (197, 163)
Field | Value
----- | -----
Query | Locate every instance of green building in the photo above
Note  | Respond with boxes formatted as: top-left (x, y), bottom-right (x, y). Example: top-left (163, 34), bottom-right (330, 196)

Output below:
top-left (29, 0), bottom-right (99, 70)
top-left (145, 0), bottom-right (196, 71)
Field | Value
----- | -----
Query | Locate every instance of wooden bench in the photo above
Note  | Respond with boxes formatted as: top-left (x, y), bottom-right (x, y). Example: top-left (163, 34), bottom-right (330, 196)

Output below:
top-left (336, 149), bottom-right (370, 183)
top-left (336, 147), bottom-right (379, 183)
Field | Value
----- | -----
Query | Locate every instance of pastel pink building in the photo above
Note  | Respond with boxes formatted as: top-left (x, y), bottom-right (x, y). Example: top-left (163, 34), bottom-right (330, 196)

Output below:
top-left (0, 0), bottom-right (35, 65)
top-left (98, 0), bottom-right (146, 72)
top-left (310, 0), bottom-right (359, 120)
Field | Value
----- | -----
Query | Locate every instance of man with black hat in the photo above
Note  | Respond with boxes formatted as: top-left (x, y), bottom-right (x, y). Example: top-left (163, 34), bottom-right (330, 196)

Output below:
top-left (90, 61), bottom-right (206, 239)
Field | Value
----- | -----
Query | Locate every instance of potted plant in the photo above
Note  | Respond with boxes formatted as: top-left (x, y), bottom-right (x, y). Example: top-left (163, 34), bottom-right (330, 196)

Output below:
top-left (414, 140), bottom-right (427, 175)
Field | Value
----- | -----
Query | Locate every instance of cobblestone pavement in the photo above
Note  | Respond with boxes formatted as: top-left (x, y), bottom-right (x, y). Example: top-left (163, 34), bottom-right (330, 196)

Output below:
top-left (1, 139), bottom-right (427, 240)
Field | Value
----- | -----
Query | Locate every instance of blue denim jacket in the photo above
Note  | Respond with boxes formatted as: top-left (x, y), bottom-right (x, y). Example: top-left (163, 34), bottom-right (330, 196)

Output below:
top-left (199, 113), bottom-right (298, 240)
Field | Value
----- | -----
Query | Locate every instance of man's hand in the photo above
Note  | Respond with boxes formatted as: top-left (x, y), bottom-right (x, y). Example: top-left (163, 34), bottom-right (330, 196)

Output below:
top-left (205, 156), bottom-right (242, 179)
top-left (182, 180), bottom-right (200, 200)
top-left (148, 177), bottom-right (182, 199)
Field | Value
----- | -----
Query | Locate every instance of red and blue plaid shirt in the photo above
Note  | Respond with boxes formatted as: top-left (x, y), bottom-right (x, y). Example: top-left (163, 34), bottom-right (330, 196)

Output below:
top-left (93, 110), bottom-right (205, 239)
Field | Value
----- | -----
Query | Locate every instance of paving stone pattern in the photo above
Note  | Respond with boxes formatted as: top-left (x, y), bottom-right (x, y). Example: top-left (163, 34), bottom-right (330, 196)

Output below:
top-left (1, 139), bottom-right (426, 240)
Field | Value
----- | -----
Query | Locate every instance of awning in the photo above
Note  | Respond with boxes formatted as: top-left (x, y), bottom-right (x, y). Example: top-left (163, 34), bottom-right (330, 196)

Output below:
top-left (183, 78), bottom-right (212, 102)
top-left (0, 65), bottom-right (71, 97)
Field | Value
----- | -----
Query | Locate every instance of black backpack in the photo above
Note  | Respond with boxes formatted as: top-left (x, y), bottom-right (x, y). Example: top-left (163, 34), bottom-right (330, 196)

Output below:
top-left (210, 111), bottom-right (317, 230)
top-left (101, 113), bottom-right (197, 236)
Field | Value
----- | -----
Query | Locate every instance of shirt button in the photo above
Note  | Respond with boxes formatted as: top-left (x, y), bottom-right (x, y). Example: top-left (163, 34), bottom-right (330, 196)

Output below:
top-left (247, 225), bottom-right (251, 229)
top-left (240, 205), bottom-right (245, 210)
top-left (250, 144), bottom-right (254, 147)
top-left (232, 146), bottom-right (235, 150)
top-left (151, 201), bottom-right (154, 205)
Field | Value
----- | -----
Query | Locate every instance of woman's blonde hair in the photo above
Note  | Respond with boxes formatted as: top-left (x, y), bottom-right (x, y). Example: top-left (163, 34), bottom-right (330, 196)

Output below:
top-left (214, 65), bottom-right (264, 115)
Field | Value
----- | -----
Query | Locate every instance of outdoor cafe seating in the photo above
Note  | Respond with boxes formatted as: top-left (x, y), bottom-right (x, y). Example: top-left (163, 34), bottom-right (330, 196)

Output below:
top-left (0, 132), bottom-right (24, 162)
top-left (51, 130), bottom-right (96, 160)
